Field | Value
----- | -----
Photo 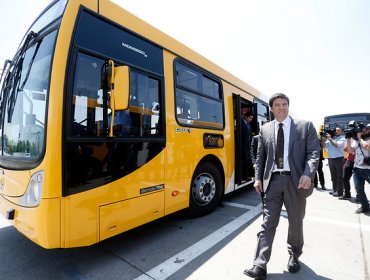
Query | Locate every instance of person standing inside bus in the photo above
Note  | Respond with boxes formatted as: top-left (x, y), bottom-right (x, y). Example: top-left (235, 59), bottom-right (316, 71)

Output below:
top-left (244, 93), bottom-right (320, 279)
top-left (323, 127), bottom-right (345, 197)
top-left (241, 109), bottom-right (254, 180)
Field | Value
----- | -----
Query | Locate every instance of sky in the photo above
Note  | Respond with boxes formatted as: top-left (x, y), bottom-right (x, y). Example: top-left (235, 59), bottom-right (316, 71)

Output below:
top-left (1, 0), bottom-right (369, 129)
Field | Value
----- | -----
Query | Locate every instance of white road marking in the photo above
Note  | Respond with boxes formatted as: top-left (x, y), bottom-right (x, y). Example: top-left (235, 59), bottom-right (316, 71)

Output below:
top-left (0, 216), bottom-right (10, 229)
top-left (134, 204), bottom-right (263, 280)
top-left (306, 215), bottom-right (370, 231)
top-left (281, 209), bottom-right (370, 231)
top-left (222, 201), bottom-right (254, 210)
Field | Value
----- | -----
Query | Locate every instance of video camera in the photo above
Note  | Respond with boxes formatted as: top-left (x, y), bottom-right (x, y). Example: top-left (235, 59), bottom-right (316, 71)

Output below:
top-left (320, 128), bottom-right (335, 138)
top-left (344, 120), bottom-right (365, 139)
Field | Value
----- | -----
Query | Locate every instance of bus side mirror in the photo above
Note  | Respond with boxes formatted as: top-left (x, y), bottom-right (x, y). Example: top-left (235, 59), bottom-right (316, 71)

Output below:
top-left (110, 63), bottom-right (129, 111)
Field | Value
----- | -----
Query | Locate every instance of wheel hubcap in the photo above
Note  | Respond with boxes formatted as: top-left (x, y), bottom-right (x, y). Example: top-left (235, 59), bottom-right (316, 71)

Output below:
top-left (192, 173), bottom-right (216, 206)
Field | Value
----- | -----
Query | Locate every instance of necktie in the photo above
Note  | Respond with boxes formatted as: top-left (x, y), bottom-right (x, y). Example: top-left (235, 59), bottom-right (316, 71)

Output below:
top-left (275, 123), bottom-right (284, 169)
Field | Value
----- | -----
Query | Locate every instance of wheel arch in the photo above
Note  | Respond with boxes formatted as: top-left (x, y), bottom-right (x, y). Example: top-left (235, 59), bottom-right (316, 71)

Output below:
top-left (195, 154), bottom-right (225, 195)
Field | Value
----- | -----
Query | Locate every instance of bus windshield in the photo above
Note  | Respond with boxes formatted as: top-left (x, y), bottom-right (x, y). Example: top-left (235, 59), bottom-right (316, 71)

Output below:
top-left (0, 30), bottom-right (57, 161)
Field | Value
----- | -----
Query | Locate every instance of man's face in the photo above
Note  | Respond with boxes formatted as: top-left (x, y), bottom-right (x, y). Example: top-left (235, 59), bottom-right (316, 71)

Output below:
top-left (335, 128), bottom-right (343, 136)
top-left (241, 107), bottom-right (248, 117)
top-left (247, 115), bottom-right (254, 123)
top-left (271, 98), bottom-right (289, 121)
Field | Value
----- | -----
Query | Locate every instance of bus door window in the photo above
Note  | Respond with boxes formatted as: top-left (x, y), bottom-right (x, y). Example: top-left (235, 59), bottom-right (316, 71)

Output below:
top-left (255, 99), bottom-right (270, 132)
top-left (127, 71), bottom-right (161, 137)
top-left (72, 53), bottom-right (105, 137)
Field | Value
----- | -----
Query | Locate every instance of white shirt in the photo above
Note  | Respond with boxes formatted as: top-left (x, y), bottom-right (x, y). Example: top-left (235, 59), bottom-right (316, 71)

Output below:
top-left (352, 138), bottom-right (370, 169)
top-left (273, 116), bottom-right (291, 171)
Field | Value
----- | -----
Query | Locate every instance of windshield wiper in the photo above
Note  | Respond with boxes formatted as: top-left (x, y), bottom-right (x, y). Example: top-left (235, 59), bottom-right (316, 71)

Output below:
top-left (19, 38), bottom-right (42, 91)
top-left (4, 31), bottom-right (38, 123)
top-left (0, 59), bottom-right (12, 124)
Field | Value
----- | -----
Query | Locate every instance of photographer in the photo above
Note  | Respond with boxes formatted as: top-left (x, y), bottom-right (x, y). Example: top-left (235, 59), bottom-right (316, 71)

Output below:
top-left (346, 123), bottom-right (370, 214)
top-left (324, 127), bottom-right (345, 197)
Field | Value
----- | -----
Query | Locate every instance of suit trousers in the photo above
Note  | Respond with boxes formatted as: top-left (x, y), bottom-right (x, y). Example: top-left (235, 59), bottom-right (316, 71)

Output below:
top-left (254, 174), bottom-right (306, 270)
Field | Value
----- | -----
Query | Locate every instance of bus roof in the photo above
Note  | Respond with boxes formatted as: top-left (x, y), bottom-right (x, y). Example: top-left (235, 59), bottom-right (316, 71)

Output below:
top-left (101, 0), bottom-right (261, 98)
top-left (325, 113), bottom-right (370, 119)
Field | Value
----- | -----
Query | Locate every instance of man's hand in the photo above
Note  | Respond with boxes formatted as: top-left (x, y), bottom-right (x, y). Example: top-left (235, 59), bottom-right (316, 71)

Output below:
top-left (298, 175), bottom-right (312, 189)
top-left (253, 180), bottom-right (263, 194)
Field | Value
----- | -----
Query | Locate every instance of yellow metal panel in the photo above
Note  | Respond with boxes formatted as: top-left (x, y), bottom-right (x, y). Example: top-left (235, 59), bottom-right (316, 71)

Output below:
top-left (63, 151), bottom-right (164, 247)
top-left (43, 0), bottom-right (98, 199)
top-left (0, 196), bottom-right (60, 248)
top-left (99, 191), bottom-right (164, 241)
top-left (1, 170), bottom-right (30, 197)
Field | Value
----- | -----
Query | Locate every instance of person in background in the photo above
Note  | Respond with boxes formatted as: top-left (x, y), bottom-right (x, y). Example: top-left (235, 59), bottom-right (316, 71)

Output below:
top-left (341, 140), bottom-right (355, 200)
top-left (346, 124), bottom-right (370, 213)
top-left (314, 136), bottom-right (326, 190)
top-left (324, 127), bottom-right (345, 197)
top-left (244, 93), bottom-right (320, 279)
top-left (241, 109), bottom-right (254, 180)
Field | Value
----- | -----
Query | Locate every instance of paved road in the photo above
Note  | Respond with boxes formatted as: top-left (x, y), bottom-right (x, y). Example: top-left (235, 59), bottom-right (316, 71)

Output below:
top-left (0, 161), bottom-right (369, 280)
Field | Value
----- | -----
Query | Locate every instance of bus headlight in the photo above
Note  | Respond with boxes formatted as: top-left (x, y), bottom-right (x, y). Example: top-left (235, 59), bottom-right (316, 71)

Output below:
top-left (19, 171), bottom-right (44, 207)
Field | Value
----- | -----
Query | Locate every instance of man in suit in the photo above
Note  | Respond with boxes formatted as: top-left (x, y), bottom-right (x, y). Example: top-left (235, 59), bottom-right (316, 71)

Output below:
top-left (241, 110), bottom-right (254, 180)
top-left (244, 93), bottom-right (320, 279)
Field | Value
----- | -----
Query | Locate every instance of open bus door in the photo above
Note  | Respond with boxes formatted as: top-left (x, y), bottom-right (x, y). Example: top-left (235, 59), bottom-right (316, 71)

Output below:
top-left (233, 94), bottom-right (256, 187)
top-left (233, 94), bottom-right (242, 186)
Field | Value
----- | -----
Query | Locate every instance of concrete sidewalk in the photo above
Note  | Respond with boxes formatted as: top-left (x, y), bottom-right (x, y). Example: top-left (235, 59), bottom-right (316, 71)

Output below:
top-left (187, 163), bottom-right (370, 280)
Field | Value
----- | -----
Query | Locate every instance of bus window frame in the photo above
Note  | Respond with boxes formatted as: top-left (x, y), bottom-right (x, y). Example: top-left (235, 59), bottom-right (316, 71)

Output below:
top-left (174, 59), bottom-right (225, 130)
top-left (65, 50), bottom-right (165, 141)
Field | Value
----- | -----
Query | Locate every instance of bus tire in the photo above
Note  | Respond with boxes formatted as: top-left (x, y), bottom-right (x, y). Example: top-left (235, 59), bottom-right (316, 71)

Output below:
top-left (188, 162), bottom-right (222, 217)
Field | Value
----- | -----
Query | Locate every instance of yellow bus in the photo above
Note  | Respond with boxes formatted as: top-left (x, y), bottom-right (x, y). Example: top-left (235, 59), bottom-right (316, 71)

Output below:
top-left (0, 0), bottom-right (270, 248)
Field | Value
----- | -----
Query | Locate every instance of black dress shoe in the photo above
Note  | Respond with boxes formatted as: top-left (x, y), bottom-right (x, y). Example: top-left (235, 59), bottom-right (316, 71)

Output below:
top-left (321, 185), bottom-right (326, 190)
top-left (287, 256), bottom-right (300, 273)
top-left (339, 195), bottom-right (351, 200)
top-left (333, 193), bottom-right (340, 197)
top-left (243, 265), bottom-right (267, 279)
top-left (355, 207), bottom-right (370, 214)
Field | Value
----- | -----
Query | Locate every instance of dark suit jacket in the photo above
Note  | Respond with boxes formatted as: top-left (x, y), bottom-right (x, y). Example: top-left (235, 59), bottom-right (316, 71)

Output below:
top-left (241, 119), bottom-right (252, 159)
top-left (255, 117), bottom-right (320, 197)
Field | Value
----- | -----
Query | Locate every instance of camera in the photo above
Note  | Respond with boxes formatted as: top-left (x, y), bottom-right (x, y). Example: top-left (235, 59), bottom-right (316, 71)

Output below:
top-left (320, 128), bottom-right (335, 138)
top-left (344, 120), bottom-right (365, 139)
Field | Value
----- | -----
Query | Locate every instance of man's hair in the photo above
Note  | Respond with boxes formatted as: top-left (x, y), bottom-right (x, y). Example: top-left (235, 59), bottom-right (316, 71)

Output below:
top-left (245, 111), bottom-right (254, 117)
top-left (269, 93), bottom-right (290, 107)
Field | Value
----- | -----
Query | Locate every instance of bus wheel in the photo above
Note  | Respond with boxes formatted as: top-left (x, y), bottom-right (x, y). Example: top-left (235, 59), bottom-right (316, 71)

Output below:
top-left (188, 163), bottom-right (222, 217)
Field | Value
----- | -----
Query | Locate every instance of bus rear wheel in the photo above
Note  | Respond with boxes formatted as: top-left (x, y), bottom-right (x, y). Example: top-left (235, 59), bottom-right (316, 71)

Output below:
top-left (188, 162), bottom-right (222, 217)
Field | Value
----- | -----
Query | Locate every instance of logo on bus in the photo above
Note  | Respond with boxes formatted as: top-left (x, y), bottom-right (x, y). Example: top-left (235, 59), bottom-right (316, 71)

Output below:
top-left (140, 184), bottom-right (164, 194)
top-left (176, 128), bottom-right (192, 133)
top-left (121, 42), bottom-right (148, 58)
